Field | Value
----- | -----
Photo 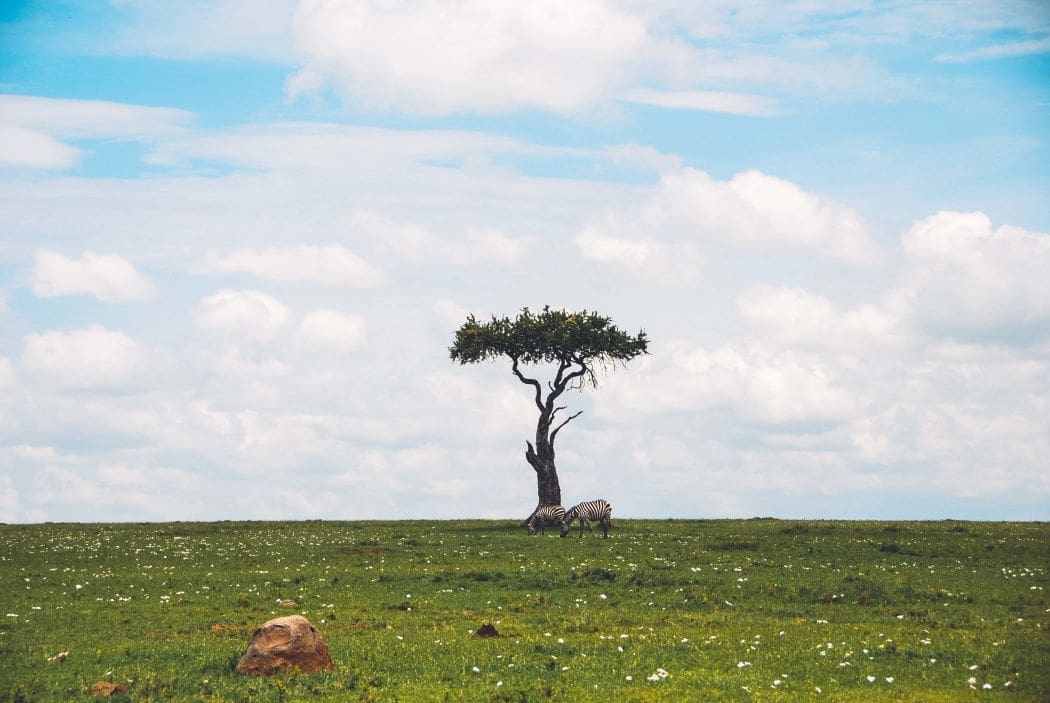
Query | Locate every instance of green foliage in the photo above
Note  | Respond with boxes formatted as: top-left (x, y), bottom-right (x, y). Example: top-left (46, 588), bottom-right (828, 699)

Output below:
top-left (0, 520), bottom-right (1047, 701)
top-left (449, 306), bottom-right (648, 376)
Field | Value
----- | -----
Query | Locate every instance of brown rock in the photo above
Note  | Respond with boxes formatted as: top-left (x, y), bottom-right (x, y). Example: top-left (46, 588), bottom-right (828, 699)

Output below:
top-left (235, 615), bottom-right (333, 676)
top-left (90, 681), bottom-right (127, 696)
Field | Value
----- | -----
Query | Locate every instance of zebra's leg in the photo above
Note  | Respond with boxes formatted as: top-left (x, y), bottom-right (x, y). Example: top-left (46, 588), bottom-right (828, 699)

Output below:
top-left (601, 517), bottom-right (610, 538)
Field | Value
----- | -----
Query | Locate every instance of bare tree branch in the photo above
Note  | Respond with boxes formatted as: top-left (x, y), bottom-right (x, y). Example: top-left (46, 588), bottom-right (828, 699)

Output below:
top-left (550, 410), bottom-right (583, 447)
top-left (512, 356), bottom-right (544, 412)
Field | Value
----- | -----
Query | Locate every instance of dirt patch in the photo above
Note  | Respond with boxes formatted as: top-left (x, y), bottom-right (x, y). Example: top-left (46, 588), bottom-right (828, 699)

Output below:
top-left (475, 624), bottom-right (500, 638)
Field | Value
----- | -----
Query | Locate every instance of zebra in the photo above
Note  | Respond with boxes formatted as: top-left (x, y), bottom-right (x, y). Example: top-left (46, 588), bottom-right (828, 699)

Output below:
top-left (564, 499), bottom-right (612, 538)
top-left (526, 504), bottom-right (569, 536)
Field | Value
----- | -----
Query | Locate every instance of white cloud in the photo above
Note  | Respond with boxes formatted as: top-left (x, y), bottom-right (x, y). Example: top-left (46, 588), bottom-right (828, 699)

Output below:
top-left (287, 0), bottom-right (650, 114)
top-left (599, 340), bottom-right (857, 426)
top-left (198, 245), bottom-right (386, 287)
top-left (899, 211), bottom-right (1050, 343)
top-left (195, 290), bottom-right (291, 342)
top-left (31, 250), bottom-right (155, 302)
top-left (738, 284), bottom-right (902, 352)
top-left (935, 37), bottom-right (1050, 63)
top-left (347, 211), bottom-right (529, 268)
top-left (660, 168), bottom-right (879, 263)
top-left (578, 168), bottom-right (879, 279)
top-left (457, 228), bottom-right (526, 266)
top-left (432, 300), bottom-right (470, 330)
top-left (0, 357), bottom-right (13, 387)
top-left (0, 124), bottom-right (81, 170)
top-left (22, 326), bottom-right (147, 389)
top-left (0, 94), bottom-right (192, 171)
top-left (576, 225), bottom-right (704, 284)
top-left (296, 309), bottom-right (366, 352)
top-left (0, 94), bottom-right (192, 139)
top-left (620, 88), bottom-right (779, 117)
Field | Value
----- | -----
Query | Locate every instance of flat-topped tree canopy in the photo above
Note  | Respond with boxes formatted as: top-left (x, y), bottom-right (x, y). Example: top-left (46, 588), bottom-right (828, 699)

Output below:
top-left (449, 306), bottom-right (648, 386)
top-left (449, 306), bottom-right (648, 517)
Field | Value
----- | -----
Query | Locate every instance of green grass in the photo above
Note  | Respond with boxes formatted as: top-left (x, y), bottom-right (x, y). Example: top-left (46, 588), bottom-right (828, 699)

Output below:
top-left (1, 520), bottom-right (1047, 701)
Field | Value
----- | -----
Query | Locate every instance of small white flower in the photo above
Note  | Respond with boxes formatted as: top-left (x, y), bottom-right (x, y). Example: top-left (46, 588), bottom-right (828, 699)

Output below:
top-left (557, 638), bottom-right (564, 644)
top-left (625, 676), bottom-right (633, 681)
top-left (983, 683), bottom-right (992, 690)
top-left (886, 677), bottom-right (894, 683)
top-left (867, 675), bottom-right (876, 683)
top-left (472, 667), bottom-right (480, 673)
top-left (599, 593), bottom-right (607, 599)
top-left (496, 681), bottom-right (503, 687)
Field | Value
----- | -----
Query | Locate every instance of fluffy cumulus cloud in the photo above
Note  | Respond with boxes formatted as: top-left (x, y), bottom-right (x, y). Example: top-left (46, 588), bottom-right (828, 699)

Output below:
top-left (660, 169), bottom-right (879, 263)
top-left (287, 0), bottom-right (650, 114)
top-left (898, 211), bottom-right (1050, 343)
top-left (738, 285), bottom-right (903, 353)
top-left (195, 290), bottom-right (291, 342)
top-left (599, 340), bottom-right (857, 427)
top-left (21, 326), bottom-right (147, 389)
top-left (31, 250), bottom-right (155, 302)
top-left (578, 168), bottom-right (879, 277)
top-left (576, 225), bottom-right (704, 284)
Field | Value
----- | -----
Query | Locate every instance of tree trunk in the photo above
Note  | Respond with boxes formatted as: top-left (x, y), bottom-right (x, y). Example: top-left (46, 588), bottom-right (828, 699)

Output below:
top-left (527, 425), bottom-right (562, 506)
top-left (513, 357), bottom-right (584, 522)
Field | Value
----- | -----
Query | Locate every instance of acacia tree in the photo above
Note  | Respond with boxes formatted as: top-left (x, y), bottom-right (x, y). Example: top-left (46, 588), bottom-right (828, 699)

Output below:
top-left (449, 306), bottom-right (648, 516)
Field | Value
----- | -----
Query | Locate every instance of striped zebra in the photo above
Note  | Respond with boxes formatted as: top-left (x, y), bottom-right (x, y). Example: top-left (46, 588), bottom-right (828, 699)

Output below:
top-left (564, 499), bottom-right (612, 538)
top-left (526, 504), bottom-right (569, 536)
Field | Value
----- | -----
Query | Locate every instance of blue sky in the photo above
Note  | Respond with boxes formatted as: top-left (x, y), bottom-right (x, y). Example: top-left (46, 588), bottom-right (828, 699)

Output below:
top-left (1, 1), bottom-right (1049, 522)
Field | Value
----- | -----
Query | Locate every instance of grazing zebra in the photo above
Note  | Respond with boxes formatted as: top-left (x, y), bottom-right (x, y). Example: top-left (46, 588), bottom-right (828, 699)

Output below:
top-left (564, 499), bottom-right (612, 538)
top-left (526, 504), bottom-right (568, 535)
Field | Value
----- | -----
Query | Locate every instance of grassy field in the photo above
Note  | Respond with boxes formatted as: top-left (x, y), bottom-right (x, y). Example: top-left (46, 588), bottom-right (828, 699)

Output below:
top-left (0, 519), bottom-right (1047, 701)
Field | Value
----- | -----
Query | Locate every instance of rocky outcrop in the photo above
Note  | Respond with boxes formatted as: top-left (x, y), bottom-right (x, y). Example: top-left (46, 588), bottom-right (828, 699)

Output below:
top-left (235, 615), bottom-right (333, 676)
